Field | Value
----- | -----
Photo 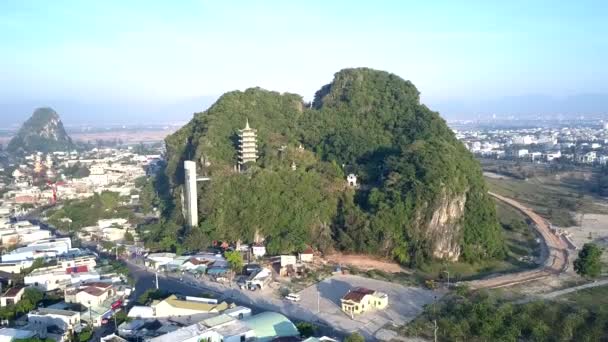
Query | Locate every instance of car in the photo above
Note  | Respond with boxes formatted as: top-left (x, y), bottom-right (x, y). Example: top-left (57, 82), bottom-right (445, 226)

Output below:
top-left (285, 293), bottom-right (300, 302)
top-left (244, 264), bottom-right (262, 275)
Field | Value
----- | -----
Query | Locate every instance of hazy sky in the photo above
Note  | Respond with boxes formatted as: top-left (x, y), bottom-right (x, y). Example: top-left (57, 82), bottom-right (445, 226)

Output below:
top-left (1, 0), bottom-right (607, 124)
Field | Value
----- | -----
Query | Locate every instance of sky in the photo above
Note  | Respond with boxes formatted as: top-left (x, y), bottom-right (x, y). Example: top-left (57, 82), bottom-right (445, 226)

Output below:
top-left (1, 0), bottom-right (607, 125)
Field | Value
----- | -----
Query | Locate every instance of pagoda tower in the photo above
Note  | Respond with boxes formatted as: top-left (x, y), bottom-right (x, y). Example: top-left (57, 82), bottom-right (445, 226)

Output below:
top-left (238, 119), bottom-right (258, 169)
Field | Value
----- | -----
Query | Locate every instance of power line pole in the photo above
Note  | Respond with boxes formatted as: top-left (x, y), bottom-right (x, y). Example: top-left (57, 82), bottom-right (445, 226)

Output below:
top-left (433, 319), bottom-right (438, 342)
top-left (155, 272), bottom-right (159, 290)
top-left (317, 287), bottom-right (320, 313)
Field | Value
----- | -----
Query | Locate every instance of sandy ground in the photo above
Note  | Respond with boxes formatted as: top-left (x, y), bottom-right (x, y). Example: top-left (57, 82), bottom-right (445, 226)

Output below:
top-left (563, 212), bottom-right (608, 266)
top-left (324, 253), bottom-right (409, 273)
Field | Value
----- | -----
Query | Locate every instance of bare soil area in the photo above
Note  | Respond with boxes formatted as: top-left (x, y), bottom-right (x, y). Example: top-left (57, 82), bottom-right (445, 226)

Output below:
top-left (324, 253), bottom-right (409, 273)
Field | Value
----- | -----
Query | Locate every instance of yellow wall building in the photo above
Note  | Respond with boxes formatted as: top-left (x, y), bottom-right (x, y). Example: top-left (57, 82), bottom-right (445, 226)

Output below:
top-left (340, 287), bottom-right (388, 316)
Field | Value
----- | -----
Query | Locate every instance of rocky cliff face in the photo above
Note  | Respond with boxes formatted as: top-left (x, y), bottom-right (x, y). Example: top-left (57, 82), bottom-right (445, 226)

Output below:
top-left (424, 192), bottom-right (467, 261)
top-left (8, 107), bottom-right (73, 154)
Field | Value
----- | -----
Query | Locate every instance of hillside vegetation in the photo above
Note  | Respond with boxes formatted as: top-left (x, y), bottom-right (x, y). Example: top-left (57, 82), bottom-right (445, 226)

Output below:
top-left (8, 107), bottom-right (73, 154)
top-left (154, 68), bottom-right (504, 266)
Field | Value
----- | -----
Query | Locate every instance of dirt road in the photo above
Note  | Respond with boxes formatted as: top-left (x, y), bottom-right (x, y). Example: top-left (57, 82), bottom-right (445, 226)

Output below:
top-left (468, 192), bottom-right (569, 289)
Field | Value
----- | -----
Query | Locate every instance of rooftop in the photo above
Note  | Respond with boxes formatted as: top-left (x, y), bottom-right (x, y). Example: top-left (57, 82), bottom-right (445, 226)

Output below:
top-left (341, 287), bottom-right (376, 303)
top-left (159, 295), bottom-right (229, 312)
top-left (2, 285), bottom-right (25, 298)
top-left (30, 307), bottom-right (78, 317)
top-left (243, 312), bottom-right (298, 342)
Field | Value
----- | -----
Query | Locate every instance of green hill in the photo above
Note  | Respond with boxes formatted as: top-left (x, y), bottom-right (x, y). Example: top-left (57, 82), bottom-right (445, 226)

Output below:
top-left (8, 107), bottom-right (73, 154)
top-left (158, 68), bottom-right (504, 265)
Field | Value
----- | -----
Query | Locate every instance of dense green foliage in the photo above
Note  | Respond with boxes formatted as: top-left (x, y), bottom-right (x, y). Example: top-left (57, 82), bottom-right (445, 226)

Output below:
top-left (137, 289), bottom-right (166, 305)
top-left (344, 333), bottom-right (365, 342)
top-left (295, 322), bottom-right (316, 338)
top-left (225, 250), bottom-right (244, 274)
top-left (46, 191), bottom-right (132, 232)
top-left (8, 107), bottom-right (73, 153)
top-left (404, 291), bottom-right (608, 341)
top-left (160, 68), bottom-right (503, 264)
top-left (63, 162), bottom-right (90, 179)
top-left (574, 243), bottom-right (603, 278)
top-left (0, 288), bottom-right (44, 321)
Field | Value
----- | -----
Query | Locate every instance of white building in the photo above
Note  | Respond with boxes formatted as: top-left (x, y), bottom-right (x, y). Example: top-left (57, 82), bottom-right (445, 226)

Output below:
top-left (184, 160), bottom-right (198, 228)
top-left (145, 253), bottom-right (177, 270)
top-left (251, 244), bottom-right (266, 258)
top-left (1, 238), bottom-right (72, 263)
top-left (346, 174), bottom-right (357, 187)
top-left (148, 314), bottom-right (255, 342)
top-left (27, 308), bottom-right (81, 336)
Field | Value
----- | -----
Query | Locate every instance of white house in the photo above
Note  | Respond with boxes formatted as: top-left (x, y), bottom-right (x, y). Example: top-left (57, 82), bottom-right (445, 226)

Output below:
top-left (346, 174), bottom-right (357, 187)
top-left (27, 308), bottom-right (81, 335)
top-left (251, 244), bottom-right (266, 258)
top-left (0, 286), bottom-right (25, 307)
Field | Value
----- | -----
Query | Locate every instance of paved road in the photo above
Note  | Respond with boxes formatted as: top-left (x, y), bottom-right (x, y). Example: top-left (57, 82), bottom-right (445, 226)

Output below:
top-left (126, 260), bottom-right (346, 340)
top-left (467, 192), bottom-right (570, 289)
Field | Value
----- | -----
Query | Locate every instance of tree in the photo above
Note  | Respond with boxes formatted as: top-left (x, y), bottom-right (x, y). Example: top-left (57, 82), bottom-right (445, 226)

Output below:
top-left (296, 322), bottom-right (316, 338)
top-left (574, 243), bottom-right (603, 278)
top-left (225, 250), bottom-right (244, 274)
top-left (76, 327), bottom-right (92, 342)
top-left (124, 231), bottom-right (134, 243)
top-left (344, 332), bottom-right (365, 342)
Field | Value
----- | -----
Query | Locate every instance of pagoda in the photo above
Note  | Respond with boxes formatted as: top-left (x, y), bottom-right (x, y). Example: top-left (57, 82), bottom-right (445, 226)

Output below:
top-left (238, 119), bottom-right (258, 169)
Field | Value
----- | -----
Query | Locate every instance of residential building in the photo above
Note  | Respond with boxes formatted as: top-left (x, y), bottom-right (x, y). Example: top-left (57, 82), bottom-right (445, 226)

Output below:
top-left (340, 287), bottom-right (388, 316)
top-left (27, 308), bottom-right (81, 335)
top-left (0, 286), bottom-right (25, 307)
top-left (242, 312), bottom-right (299, 342)
top-left (65, 282), bottom-right (113, 307)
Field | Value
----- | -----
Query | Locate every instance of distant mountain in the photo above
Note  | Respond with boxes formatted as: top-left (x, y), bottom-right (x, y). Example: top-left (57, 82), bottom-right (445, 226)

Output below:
top-left (7, 107), bottom-right (73, 154)
top-left (0, 96), bottom-right (217, 126)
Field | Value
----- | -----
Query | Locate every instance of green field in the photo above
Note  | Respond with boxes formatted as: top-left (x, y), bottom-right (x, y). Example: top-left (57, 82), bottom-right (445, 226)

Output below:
top-left (561, 285), bottom-right (608, 309)
top-left (485, 175), bottom-right (608, 227)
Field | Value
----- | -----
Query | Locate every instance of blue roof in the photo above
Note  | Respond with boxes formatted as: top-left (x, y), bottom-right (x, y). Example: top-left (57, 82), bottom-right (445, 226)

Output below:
top-left (243, 312), bottom-right (299, 342)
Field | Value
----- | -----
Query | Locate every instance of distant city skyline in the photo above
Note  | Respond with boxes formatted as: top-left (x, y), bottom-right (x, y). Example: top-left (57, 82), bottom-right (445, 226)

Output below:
top-left (1, 1), bottom-right (607, 125)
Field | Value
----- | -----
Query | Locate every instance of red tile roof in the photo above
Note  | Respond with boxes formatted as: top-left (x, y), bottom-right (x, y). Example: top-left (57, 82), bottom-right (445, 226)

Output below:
top-left (81, 286), bottom-right (108, 297)
top-left (2, 286), bottom-right (24, 298)
top-left (342, 287), bottom-right (375, 303)
top-left (83, 282), bottom-right (112, 289)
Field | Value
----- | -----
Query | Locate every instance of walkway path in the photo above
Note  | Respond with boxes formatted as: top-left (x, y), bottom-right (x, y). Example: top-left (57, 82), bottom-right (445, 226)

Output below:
top-left (468, 192), bottom-right (570, 289)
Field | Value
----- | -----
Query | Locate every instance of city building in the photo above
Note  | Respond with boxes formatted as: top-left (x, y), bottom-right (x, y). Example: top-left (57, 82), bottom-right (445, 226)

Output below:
top-left (27, 308), bottom-right (81, 336)
top-left (242, 312), bottom-right (299, 342)
top-left (0, 286), bottom-right (25, 307)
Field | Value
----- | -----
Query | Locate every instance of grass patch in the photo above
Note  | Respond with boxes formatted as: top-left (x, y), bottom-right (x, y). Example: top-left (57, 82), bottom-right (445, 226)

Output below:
top-left (561, 285), bottom-right (608, 309)
top-left (487, 176), bottom-right (589, 226)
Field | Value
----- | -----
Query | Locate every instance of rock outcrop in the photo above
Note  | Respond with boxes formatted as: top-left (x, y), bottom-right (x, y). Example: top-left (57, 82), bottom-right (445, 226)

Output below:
top-left (161, 68), bottom-right (504, 264)
top-left (8, 107), bottom-right (73, 154)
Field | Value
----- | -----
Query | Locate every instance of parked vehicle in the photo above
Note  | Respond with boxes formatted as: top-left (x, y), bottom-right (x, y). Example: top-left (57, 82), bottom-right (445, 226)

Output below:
top-left (285, 293), bottom-right (300, 302)
top-left (244, 263), bottom-right (262, 275)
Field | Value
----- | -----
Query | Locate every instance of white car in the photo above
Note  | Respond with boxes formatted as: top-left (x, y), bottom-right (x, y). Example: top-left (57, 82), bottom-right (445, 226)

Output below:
top-left (285, 293), bottom-right (300, 302)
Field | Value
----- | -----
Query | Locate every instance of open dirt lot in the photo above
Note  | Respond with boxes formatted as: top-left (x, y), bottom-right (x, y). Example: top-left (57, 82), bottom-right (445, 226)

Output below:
top-left (296, 274), bottom-right (441, 339)
top-left (324, 254), bottom-right (408, 273)
top-left (565, 212), bottom-right (608, 267)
